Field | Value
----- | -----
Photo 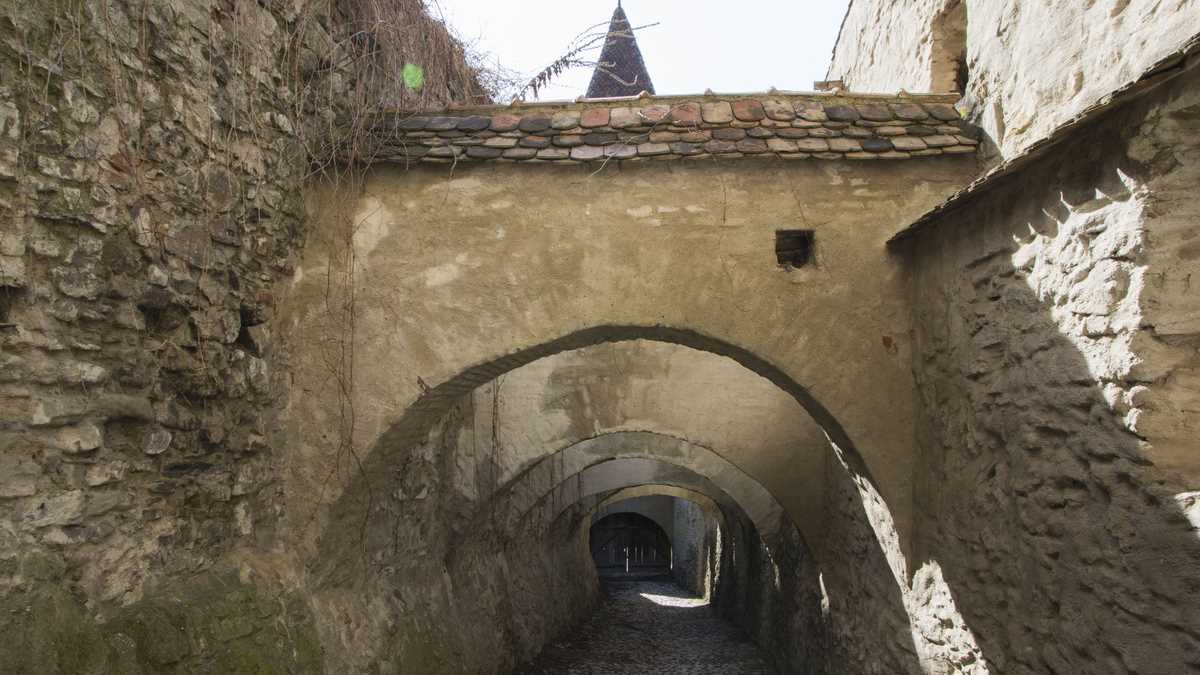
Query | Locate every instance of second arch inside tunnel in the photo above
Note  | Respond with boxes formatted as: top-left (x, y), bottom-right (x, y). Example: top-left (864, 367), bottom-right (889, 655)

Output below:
top-left (310, 337), bottom-right (986, 674)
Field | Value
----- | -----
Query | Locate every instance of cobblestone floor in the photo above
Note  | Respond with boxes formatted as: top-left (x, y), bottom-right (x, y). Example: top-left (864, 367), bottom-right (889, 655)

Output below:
top-left (518, 579), bottom-right (776, 674)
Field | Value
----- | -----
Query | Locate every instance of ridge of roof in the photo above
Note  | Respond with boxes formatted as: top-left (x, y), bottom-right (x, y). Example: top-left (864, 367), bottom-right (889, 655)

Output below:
top-left (363, 95), bottom-right (981, 166)
top-left (376, 90), bottom-right (963, 117)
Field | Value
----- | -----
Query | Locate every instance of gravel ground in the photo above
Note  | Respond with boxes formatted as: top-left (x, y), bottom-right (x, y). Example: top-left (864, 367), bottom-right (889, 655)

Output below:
top-left (518, 579), bottom-right (776, 674)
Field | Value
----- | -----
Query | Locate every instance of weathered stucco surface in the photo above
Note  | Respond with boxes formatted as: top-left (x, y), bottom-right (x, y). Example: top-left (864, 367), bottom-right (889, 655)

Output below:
top-left (828, 0), bottom-right (1200, 158)
top-left (283, 154), bottom-right (977, 564)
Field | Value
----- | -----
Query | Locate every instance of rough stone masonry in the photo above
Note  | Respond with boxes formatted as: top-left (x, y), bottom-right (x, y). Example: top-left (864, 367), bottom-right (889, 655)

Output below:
top-left (1, 0), bottom-right (1198, 674)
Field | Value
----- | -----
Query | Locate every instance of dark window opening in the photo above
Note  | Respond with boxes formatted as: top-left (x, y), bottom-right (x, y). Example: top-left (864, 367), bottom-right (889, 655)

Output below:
top-left (931, 1), bottom-right (968, 93)
top-left (775, 230), bottom-right (814, 268)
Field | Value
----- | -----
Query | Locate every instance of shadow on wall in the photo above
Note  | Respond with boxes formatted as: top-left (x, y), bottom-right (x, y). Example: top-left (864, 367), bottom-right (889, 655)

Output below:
top-left (308, 327), bottom-right (934, 672)
top-left (902, 70), bottom-right (1200, 673)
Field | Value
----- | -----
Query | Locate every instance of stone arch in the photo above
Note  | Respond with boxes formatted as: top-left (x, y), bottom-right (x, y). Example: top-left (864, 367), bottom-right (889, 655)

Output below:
top-left (314, 326), bottom-right (917, 568)
top-left (477, 432), bottom-right (791, 552)
top-left (591, 498), bottom-right (676, 545)
top-left (594, 485), bottom-right (722, 525)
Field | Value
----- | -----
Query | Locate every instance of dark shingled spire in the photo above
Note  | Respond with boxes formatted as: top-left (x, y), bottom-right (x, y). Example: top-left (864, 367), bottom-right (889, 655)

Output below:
top-left (586, 3), bottom-right (655, 98)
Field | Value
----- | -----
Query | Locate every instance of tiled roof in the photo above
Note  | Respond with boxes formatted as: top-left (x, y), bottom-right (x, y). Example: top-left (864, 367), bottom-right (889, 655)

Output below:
top-left (366, 92), bottom-right (981, 165)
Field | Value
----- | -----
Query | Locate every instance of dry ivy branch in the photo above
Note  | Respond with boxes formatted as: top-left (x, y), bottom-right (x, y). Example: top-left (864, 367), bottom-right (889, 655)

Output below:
top-left (278, 0), bottom-right (518, 554)
top-left (517, 19), bottom-right (660, 101)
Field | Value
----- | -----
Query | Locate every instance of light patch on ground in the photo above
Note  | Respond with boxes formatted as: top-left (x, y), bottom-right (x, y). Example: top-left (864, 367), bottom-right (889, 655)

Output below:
top-left (638, 591), bottom-right (708, 608)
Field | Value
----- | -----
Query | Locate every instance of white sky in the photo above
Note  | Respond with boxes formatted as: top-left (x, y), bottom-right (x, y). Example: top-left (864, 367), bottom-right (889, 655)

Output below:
top-left (429, 0), bottom-right (850, 101)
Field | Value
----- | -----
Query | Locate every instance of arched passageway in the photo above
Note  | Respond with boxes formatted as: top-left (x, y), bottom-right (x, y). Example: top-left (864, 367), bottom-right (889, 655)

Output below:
top-left (295, 335), bottom-right (985, 673)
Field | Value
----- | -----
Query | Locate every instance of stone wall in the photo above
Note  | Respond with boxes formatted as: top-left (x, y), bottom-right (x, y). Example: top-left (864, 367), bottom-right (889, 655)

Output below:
top-left (0, 0), bottom-right (479, 671)
top-left (307, 390), bottom-right (600, 673)
top-left (672, 496), bottom-right (711, 595)
top-left (828, 0), bottom-right (1200, 158)
top-left (902, 67), bottom-right (1200, 673)
top-left (715, 511), bottom-right (834, 675)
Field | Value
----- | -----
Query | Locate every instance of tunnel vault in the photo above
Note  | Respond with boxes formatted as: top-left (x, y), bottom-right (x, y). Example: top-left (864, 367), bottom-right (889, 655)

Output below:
top-left (275, 92), bottom-right (987, 673)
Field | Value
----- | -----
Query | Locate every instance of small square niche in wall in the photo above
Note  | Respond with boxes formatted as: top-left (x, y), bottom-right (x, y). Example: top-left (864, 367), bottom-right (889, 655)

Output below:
top-left (775, 230), bottom-right (814, 268)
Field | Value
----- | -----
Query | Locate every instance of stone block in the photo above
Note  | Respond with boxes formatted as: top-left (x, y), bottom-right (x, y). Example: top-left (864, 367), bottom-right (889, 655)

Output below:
top-left (890, 103), bottom-right (928, 120)
top-left (776, 128), bottom-right (810, 139)
top-left (823, 105), bottom-right (859, 122)
top-left (604, 144), bottom-right (637, 159)
top-left (426, 117), bottom-right (461, 131)
top-left (456, 116), bottom-right (492, 131)
top-left (518, 116), bottom-right (551, 133)
top-left (518, 136), bottom-right (551, 149)
top-left (608, 107), bottom-right (640, 129)
top-left (712, 128), bottom-right (747, 141)
top-left (923, 135), bottom-right (959, 148)
top-left (829, 138), bottom-right (863, 152)
top-left (24, 490), bottom-right (85, 528)
top-left (490, 115), bottom-right (521, 132)
top-left (637, 143), bottom-right (671, 157)
top-left (144, 427), bottom-right (173, 455)
top-left (891, 136), bottom-right (928, 151)
top-left (570, 145), bottom-right (605, 161)
top-left (857, 104), bottom-right (892, 122)
top-left (737, 139), bottom-right (769, 153)
top-left (50, 422), bottom-right (103, 454)
top-left (923, 103), bottom-right (960, 121)
top-left (732, 99), bottom-right (766, 121)
top-left (0, 255), bottom-right (25, 287)
top-left (861, 138), bottom-right (893, 153)
top-left (583, 132), bottom-right (617, 145)
top-left (795, 139), bottom-right (831, 152)
top-left (669, 103), bottom-right (701, 126)
top-left (483, 136), bottom-right (518, 148)
top-left (0, 457), bottom-right (40, 497)
top-left (700, 101), bottom-right (734, 124)
top-left (580, 108), bottom-right (611, 128)
top-left (466, 146), bottom-right (504, 159)
top-left (705, 139), bottom-right (738, 154)
top-left (641, 105), bottom-right (671, 123)
top-left (795, 102), bottom-right (829, 122)
top-left (762, 100), bottom-right (796, 121)
top-left (551, 111), bottom-right (581, 129)
top-left (669, 142), bottom-right (703, 155)
top-left (767, 138), bottom-right (799, 152)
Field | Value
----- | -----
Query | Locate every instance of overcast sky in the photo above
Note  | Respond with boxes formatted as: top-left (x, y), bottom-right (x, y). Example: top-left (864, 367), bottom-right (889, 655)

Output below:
top-left (429, 0), bottom-right (850, 101)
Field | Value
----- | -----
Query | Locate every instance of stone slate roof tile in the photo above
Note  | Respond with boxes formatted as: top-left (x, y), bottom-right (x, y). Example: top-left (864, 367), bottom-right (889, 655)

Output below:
top-left (369, 93), bottom-right (979, 165)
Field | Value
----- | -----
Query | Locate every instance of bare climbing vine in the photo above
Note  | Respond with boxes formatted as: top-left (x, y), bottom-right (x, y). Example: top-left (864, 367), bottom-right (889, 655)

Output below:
top-left (516, 18), bottom-right (659, 101)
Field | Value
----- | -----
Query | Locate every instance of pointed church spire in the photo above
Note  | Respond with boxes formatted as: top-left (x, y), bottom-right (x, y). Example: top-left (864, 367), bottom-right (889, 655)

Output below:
top-left (586, 3), bottom-right (655, 98)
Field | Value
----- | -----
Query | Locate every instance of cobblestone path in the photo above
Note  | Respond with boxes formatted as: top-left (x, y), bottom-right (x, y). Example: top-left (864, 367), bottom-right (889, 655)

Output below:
top-left (519, 579), bottom-right (776, 674)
